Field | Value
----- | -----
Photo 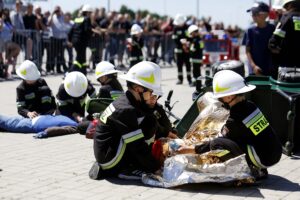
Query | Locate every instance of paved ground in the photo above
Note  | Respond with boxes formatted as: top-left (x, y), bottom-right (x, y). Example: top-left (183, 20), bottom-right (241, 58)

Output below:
top-left (0, 66), bottom-right (300, 200)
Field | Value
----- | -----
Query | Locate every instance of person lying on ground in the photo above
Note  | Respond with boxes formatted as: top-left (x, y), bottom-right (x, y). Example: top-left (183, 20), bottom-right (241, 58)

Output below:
top-left (0, 114), bottom-right (77, 138)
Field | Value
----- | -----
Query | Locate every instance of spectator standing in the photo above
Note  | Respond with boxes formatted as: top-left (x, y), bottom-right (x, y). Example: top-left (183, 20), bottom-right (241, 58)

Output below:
top-left (0, 8), bottom-right (21, 79)
top-left (10, 0), bottom-right (33, 60)
top-left (244, 2), bottom-right (275, 76)
top-left (64, 12), bottom-right (74, 70)
top-left (48, 6), bottom-right (67, 73)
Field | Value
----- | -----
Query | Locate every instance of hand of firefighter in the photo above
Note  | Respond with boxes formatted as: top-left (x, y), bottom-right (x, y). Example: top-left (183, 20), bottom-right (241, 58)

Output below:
top-left (253, 65), bottom-right (263, 75)
top-left (67, 41), bottom-right (73, 48)
top-left (27, 111), bottom-right (39, 119)
top-left (176, 145), bottom-right (196, 154)
top-left (167, 131), bottom-right (179, 139)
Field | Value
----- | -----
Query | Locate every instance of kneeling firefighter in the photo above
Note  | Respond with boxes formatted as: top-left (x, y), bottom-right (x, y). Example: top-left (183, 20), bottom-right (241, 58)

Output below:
top-left (178, 70), bottom-right (282, 181)
top-left (90, 61), bottom-right (163, 180)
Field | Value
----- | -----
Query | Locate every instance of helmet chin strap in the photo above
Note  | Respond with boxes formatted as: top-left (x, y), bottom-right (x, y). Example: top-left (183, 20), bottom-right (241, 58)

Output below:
top-left (219, 95), bottom-right (238, 109)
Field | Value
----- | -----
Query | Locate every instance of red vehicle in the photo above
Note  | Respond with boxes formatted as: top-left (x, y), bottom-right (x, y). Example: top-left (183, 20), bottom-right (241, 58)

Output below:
top-left (202, 38), bottom-right (240, 66)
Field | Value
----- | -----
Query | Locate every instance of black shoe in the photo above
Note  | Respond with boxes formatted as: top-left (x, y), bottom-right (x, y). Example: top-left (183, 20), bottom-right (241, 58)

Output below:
top-left (89, 161), bottom-right (103, 180)
top-left (189, 81), bottom-right (195, 87)
top-left (118, 169), bottom-right (145, 180)
top-left (176, 80), bottom-right (183, 85)
top-left (251, 166), bottom-right (268, 181)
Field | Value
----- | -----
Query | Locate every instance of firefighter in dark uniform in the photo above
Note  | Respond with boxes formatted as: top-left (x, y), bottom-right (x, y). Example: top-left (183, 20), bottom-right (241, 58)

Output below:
top-left (68, 4), bottom-right (93, 75)
top-left (172, 14), bottom-right (192, 85)
top-left (144, 91), bottom-right (178, 139)
top-left (127, 24), bottom-right (144, 68)
top-left (95, 61), bottom-right (124, 100)
top-left (269, 0), bottom-right (300, 73)
top-left (89, 61), bottom-right (163, 180)
top-left (56, 71), bottom-right (96, 122)
top-left (16, 60), bottom-right (56, 118)
top-left (177, 70), bottom-right (282, 180)
top-left (188, 24), bottom-right (204, 86)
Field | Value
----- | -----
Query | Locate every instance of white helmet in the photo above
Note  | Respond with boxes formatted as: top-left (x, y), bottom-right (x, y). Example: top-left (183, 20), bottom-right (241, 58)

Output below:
top-left (64, 71), bottom-right (88, 97)
top-left (81, 4), bottom-right (93, 12)
top-left (213, 70), bottom-right (256, 98)
top-left (130, 24), bottom-right (143, 35)
top-left (273, 0), bottom-right (284, 9)
top-left (173, 14), bottom-right (186, 26)
top-left (188, 24), bottom-right (199, 36)
top-left (16, 60), bottom-right (41, 81)
top-left (95, 61), bottom-right (120, 79)
top-left (282, 0), bottom-right (296, 8)
top-left (119, 61), bottom-right (163, 95)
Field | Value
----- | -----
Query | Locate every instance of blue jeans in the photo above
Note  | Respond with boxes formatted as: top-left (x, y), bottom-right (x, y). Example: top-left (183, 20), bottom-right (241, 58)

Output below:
top-left (0, 115), bottom-right (34, 133)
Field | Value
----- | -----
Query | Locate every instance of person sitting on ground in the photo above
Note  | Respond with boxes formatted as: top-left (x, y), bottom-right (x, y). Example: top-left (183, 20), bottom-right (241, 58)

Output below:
top-left (90, 61), bottom-right (163, 180)
top-left (95, 61), bottom-right (123, 99)
top-left (177, 70), bottom-right (282, 180)
top-left (56, 71), bottom-right (96, 123)
top-left (16, 60), bottom-right (56, 119)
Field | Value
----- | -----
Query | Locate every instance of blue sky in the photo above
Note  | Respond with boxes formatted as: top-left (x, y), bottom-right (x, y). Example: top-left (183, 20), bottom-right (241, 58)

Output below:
top-left (35, 0), bottom-right (270, 29)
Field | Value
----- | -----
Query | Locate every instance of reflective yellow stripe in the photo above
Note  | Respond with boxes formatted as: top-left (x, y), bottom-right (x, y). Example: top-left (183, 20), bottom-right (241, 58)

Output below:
top-left (243, 109), bottom-right (269, 136)
top-left (80, 97), bottom-right (86, 107)
top-left (25, 93), bottom-right (35, 100)
top-left (190, 58), bottom-right (202, 63)
top-left (214, 150), bottom-right (230, 158)
top-left (145, 134), bottom-right (155, 145)
top-left (16, 101), bottom-right (26, 107)
top-left (247, 145), bottom-right (267, 168)
top-left (274, 29), bottom-right (286, 38)
top-left (57, 99), bottom-right (68, 106)
top-left (174, 48), bottom-right (183, 53)
top-left (110, 91), bottom-right (123, 100)
top-left (293, 18), bottom-right (300, 31)
top-left (74, 17), bottom-right (84, 23)
top-left (100, 104), bottom-right (115, 124)
top-left (100, 129), bottom-right (144, 170)
top-left (249, 115), bottom-right (269, 135)
top-left (200, 41), bottom-right (204, 49)
top-left (41, 96), bottom-right (52, 104)
top-left (73, 61), bottom-right (88, 68)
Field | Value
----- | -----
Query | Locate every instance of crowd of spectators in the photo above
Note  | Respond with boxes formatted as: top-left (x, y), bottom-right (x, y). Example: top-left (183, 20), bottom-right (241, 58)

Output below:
top-left (0, 0), bottom-right (242, 80)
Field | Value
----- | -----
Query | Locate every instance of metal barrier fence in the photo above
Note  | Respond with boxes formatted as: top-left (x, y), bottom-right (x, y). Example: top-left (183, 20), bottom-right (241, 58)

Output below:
top-left (10, 29), bottom-right (176, 74)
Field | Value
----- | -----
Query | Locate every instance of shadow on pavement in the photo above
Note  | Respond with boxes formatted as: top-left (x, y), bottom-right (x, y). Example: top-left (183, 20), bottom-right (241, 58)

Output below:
top-left (290, 151), bottom-right (300, 160)
top-left (170, 182), bottom-right (264, 198)
top-left (106, 177), bottom-right (145, 187)
top-left (259, 174), bottom-right (300, 192)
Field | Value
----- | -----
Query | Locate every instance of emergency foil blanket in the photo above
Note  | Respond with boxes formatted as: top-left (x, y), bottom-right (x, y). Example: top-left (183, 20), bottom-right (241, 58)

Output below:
top-left (142, 92), bottom-right (254, 187)
top-left (184, 92), bottom-right (229, 145)
top-left (142, 153), bottom-right (254, 188)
